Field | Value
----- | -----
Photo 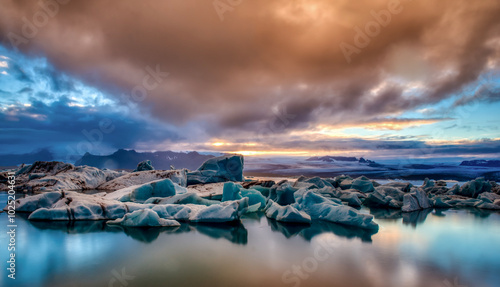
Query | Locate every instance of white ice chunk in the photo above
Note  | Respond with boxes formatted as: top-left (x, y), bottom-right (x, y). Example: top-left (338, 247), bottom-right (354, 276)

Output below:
top-left (107, 209), bottom-right (180, 227)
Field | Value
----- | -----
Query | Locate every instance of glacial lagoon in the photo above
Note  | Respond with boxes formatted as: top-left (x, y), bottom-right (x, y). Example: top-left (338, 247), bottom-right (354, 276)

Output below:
top-left (1, 193), bottom-right (499, 287)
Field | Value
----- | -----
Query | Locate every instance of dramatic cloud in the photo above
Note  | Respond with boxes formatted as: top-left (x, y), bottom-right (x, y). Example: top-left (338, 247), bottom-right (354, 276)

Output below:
top-left (0, 0), bottom-right (499, 158)
top-left (0, 97), bottom-right (179, 158)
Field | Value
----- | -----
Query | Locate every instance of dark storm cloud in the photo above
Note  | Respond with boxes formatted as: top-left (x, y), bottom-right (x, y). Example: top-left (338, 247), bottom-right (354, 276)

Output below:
top-left (0, 97), bottom-right (179, 155)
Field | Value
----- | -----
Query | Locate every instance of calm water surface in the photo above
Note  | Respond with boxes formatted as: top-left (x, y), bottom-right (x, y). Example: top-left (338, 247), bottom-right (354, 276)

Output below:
top-left (0, 193), bottom-right (499, 287)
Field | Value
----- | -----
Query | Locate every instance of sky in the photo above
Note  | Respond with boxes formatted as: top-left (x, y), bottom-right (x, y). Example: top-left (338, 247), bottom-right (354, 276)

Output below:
top-left (0, 0), bottom-right (499, 161)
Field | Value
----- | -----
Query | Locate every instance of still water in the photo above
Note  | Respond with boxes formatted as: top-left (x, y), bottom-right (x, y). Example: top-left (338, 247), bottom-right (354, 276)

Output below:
top-left (0, 193), bottom-right (499, 287)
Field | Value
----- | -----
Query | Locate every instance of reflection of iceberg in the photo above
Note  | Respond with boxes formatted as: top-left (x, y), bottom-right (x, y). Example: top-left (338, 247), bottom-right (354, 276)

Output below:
top-left (369, 208), bottom-right (403, 220)
top-left (25, 214), bottom-right (248, 244)
top-left (432, 209), bottom-right (448, 217)
top-left (466, 207), bottom-right (497, 218)
top-left (267, 218), bottom-right (376, 242)
top-left (109, 225), bottom-right (184, 243)
top-left (192, 222), bottom-right (248, 245)
top-left (402, 208), bottom-right (432, 227)
top-left (301, 221), bottom-right (376, 243)
top-left (267, 218), bottom-right (309, 238)
top-left (29, 218), bottom-right (120, 235)
top-left (241, 212), bottom-right (263, 223)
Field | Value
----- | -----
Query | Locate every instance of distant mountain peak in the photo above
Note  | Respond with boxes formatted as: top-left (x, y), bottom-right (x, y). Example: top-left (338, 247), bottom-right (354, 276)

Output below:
top-left (0, 148), bottom-right (54, 166)
top-left (306, 155), bottom-right (377, 163)
top-left (460, 160), bottom-right (500, 167)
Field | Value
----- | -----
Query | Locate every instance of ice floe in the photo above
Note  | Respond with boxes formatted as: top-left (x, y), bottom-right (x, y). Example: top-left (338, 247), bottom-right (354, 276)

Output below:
top-left (107, 209), bottom-right (180, 227)
top-left (104, 178), bottom-right (186, 202)
top-left (133, 160), bottom-right (155, 172)
top-left (187, 155), bottom-right (244, 185)
top-left (98, 169), bottom-right (187, 190)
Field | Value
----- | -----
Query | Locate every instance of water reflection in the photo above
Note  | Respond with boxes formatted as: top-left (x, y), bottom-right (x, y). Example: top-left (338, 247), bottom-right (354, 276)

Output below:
top-left (369, 208), bottom-right (402, 220)
top-left (267, 219), bottom-right (309, 238)
top-left (111, 225), bottom-right (185, 243)
top-left (17, 206), bottom-right (497, 245)
top-left (26, 214), bottom-right (248, 245)
top-left (402, 209), bottom-right (433, 227)
top-left (193, 222), bottom-right (248, 245)
top-left (1, 203), bottom-right (500, 287)
top-left (267, 218), bottom-right (377, 242)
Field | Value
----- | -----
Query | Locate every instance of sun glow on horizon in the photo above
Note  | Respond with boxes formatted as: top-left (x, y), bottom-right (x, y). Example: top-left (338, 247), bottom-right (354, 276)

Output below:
top-left (231, 150), bottom-right (310, 156)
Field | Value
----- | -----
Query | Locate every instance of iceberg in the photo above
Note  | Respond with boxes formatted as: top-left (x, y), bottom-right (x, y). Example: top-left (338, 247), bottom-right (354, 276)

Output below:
top-left (222, 182), bottom-right (266, 211)
top-left (186, 182), bottom-right (225, 200)
top-left (104, 178), bottom-right (185, 202)
top-left (190, 198), bottom-right (249, 223)
top-left (145, 192), bottom-right (218, 206)
top-left (339, 192), bottom-right (363, 207)
top-left (187, 154), bottom-right (244, 185)
top-left (350, 176), bottom-right (375, 193)
top-left (430, 196), bottom-right (453, 208)
top-left (294, 190), bottom-right (379, 230)
top-left (150, 198), bottom-right (250, 222)
top-left (107, 209), bottom-right (180, 227)
top-left (27, 191), bottom-right (147, 221)
top-left (380, 181), bottom-right (413, 193)
top-left (12, 191), bottom-right (63, 212)
top-left (293, 176), bottom-right (334, 189)
top-left (222, 182), bottom-right (243, 201)
top-left (15, 161), bottom-right (74, 176)
top-left (13, 162), bottom-right (124, 192)
top-left (98, 169), bottom-right (187, 190)
top-left (133, 160), bottom-right (155, 172)
top-left (402, 188), bottom-right (432, 212)
top-left (268, 181), bottom-right (297, 206)
top-left (364, 186), bottom-right (405, 209)
top-left (12, 190), bottom-right (249, 223)
top-left (454, 177), bottom-right (492, 198)
top-left (265, 200), bottom-right (311, 223)
top-left (330, 175), bottom-right (352, 188)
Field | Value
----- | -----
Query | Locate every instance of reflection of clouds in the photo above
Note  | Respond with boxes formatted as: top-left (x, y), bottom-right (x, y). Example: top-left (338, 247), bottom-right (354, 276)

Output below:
top-left (0, 206), bottom-right (498, 287)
